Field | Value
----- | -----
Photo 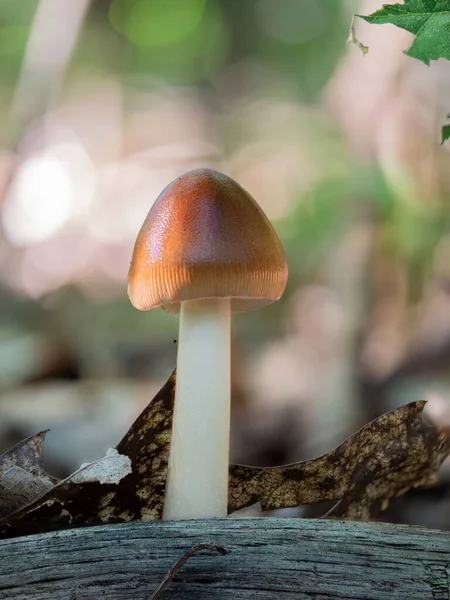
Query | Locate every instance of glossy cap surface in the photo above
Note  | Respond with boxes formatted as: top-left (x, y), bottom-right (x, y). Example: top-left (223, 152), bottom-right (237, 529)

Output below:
top-left (128, 168), bottom-right (288, 313)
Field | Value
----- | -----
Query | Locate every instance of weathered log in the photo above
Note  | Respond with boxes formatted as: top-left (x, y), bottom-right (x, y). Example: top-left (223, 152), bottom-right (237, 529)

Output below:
top-left (0, 517), bottom-right (449, 599)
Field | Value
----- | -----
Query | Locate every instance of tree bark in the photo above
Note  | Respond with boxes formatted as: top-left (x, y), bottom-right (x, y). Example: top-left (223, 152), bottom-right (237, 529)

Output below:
top-left (0, 517), bottom-right (449, 599)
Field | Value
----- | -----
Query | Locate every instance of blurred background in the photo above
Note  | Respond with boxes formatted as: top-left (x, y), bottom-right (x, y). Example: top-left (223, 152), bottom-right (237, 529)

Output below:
top-left (0, 0), bottom-right (449, 527)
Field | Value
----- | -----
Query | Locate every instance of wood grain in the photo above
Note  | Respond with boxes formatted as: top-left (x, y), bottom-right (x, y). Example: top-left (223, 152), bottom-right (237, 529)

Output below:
top-left (0, 517), bottom-right (449, 599)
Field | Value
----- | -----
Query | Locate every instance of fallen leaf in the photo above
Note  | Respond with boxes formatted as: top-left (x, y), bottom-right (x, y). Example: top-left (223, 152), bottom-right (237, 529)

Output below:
top-left (0, 443), bottom-right (132, 524)
top-left (228, 402), bottom-right (450, 518)
top-left (1, 375), bottom-right (449, 537)
top-left (0, 431), bottom-right (56, 519)
top-left (0, 373), bottom-right (175, 537)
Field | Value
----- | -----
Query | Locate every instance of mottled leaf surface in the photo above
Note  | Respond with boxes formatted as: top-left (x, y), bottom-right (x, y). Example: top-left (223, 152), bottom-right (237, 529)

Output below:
top-left (229, 402), bottom-right (450, 518)
top-left (0, 431), bottom-right (55, 519)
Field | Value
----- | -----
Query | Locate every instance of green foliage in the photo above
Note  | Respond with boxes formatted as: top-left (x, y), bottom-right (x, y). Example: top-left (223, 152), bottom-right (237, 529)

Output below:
top-left (359, 0), bottom-right (450, 64)
top-left (442, 123), bottom-right (450, 144)
top-left (353, 1), bottom-right (450, 143)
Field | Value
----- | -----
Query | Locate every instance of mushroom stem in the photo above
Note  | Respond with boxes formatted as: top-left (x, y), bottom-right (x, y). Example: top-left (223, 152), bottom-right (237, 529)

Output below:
top-left (163, 298), bottom-right (231, 520)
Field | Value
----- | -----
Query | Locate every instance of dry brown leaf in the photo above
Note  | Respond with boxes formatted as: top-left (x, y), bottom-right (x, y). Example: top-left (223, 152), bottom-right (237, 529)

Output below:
top-left (0, 373), bottom-right (448, 538)
top-left (0, 443), bottom-right (131, 527)
top-left (0, 373), bottom-right (175, 537)
top-left (228, 401), bottom-right (450, 518)
top-left (0, 431), bottom-right (56, 519)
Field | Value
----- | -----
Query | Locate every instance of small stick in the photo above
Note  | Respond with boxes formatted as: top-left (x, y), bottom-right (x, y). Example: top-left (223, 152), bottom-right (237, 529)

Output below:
top-left (149, 543), bottom-right (230, 600)
top-left (347, 15), bottom-right (369, 55)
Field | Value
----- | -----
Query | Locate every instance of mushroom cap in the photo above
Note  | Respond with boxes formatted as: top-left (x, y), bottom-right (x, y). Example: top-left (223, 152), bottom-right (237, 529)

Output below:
top-left (128, 168), bottom-right (288, 313)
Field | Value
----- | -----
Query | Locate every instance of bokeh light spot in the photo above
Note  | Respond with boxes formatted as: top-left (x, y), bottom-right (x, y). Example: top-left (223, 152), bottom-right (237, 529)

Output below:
top-left (110, 0), bottom-right (206, 48)
top-left (256, 0), bottom-right (328, 45)
top-left (2, 142), bottom-right (95, 246)
top-left (3, 155), bottom-right (74, 245)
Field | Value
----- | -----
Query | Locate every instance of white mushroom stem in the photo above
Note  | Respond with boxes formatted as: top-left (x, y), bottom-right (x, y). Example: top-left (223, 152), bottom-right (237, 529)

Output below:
top-left (162, 298), bottom-right (231, 520)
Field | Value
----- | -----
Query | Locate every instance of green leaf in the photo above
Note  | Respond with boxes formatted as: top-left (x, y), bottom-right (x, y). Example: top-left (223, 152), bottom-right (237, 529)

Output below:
top-left (442, 124), bottom-right (450, 144)
top-left (351, 2), bottom-right (450, 143)
top-left (358, 0), bottom-right (450, 65)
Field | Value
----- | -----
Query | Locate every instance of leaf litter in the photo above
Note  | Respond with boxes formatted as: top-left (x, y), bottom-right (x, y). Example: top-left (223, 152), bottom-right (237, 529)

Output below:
top-left (0, 372), bottom-right (448, 537)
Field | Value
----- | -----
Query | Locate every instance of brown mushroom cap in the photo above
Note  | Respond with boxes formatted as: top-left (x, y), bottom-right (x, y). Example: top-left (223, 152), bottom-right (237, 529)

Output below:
top-left (128, 168), bottom-right (288, 313)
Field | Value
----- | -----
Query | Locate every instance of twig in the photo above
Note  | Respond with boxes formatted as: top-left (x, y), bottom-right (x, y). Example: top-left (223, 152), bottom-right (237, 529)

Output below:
top-left (149, 543), bottom-right (230, 600)
top-left (347, 15), bottom-right (369, 55)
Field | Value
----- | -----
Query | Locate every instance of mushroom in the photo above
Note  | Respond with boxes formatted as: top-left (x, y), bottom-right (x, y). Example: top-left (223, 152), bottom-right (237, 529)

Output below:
top-left (128, 168), bottom-right (288, 519)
